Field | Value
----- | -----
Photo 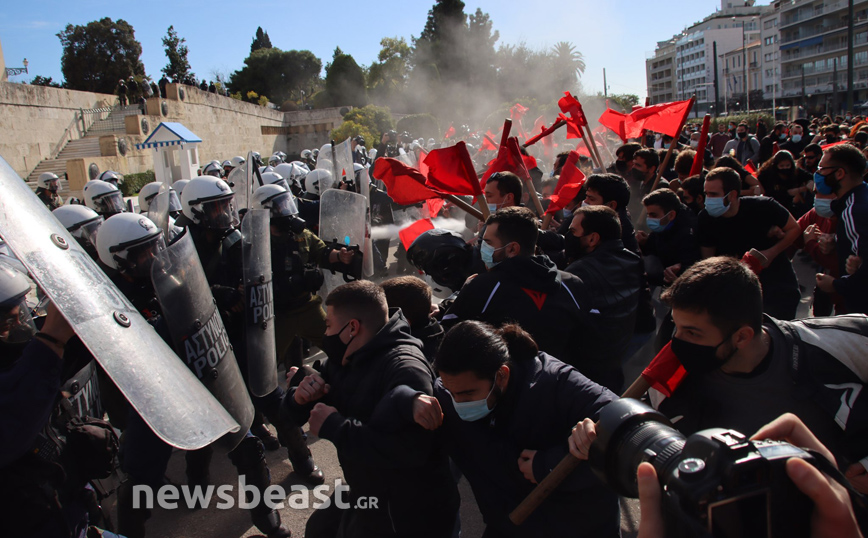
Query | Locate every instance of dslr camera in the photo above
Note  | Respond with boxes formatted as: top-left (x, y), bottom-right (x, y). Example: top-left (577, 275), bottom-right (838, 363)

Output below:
top-left (589, 399), bottom-right (819, 538)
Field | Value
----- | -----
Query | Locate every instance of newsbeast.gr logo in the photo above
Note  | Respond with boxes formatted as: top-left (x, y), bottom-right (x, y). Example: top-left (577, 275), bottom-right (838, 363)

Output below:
top-left (132, 478), bottom-right (378, 511)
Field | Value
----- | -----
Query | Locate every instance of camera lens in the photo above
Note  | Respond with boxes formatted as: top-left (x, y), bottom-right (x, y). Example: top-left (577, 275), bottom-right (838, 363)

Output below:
top-left (589, 399), bottom-right (686, 497)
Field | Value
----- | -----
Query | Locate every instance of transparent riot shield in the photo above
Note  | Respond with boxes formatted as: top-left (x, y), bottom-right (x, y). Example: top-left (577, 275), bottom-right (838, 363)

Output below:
top-left (317, 143), bottom-right (339, 192)
top-left (318, 189), bottom-right (368, 298)
top-left (240, 209), bottom-right (277, 397)
top-left (333, 138), bottom-right (355, 188)
top-left (359, 167), bottom-right (375, 278)
top-left (151, 230), bottom-right (255, 451)
top-left (148, 182), bottom-right (171, 242)
top-left (0, 156), bottom-right (240, 451)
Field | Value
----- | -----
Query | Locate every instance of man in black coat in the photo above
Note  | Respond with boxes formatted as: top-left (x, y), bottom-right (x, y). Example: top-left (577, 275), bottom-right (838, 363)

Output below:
top-left (442, 207), bottom-right (593, 369)
top-left (283, 281), bottom-right (458, 538)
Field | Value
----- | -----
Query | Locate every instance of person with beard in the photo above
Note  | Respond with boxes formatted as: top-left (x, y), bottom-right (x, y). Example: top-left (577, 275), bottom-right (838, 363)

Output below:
top-left (815, 144), bottom-right (868, 314)
top-left (714, 154), bottom-right (764, 196)
top-left (756, 150), bottom-right (813, 216)
top-left (758, 122), bottom-right (788, 165)
top-left (35, 173), bottom-right (63, 210)
top-left (283, 280), bottom-right (459, 538)
top-left (629, 149), bottom-right (669, 225)
top-left (799, 143), bottom-right (823, 175)
top-left (722, 122), bottom-right (760, 165)
top-left (381, 276), bottom-right (444, 364)
top-left (406, 321), bottom-right (620, 538)
top-left (679, 174), bottom-right (706, 216)
top-left (699, 167), bottom-right (802, 320)
top-left (564, 205), bottom-right (641, 391)
top-left (781, 123), bottom-right (810, 157)
top-left (442, 207), bottom-right (593, 372)
top-left (651, 257), bottom-right (868, 498)
top-left (709, 122), bottom-right (731, 158)
top-left (610, 142), bottom-right (642, 179)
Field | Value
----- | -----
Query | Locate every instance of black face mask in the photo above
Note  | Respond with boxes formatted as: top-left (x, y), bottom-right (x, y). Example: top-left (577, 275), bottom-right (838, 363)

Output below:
top-left (738, 131), bottom-right (748, 139)
top-left (615, 161), bottom-right (628, 173)
top-left (321, 322), bottom-right (353, 363)
top-left (631, 168), bottom-right (647, 183)
top-left (686, 201), bottom-right (702, 214)
top-left (826, 135), bottom-right (836, 143)
top-left (564, 233), bottom-right (587, 260)
top-left (670, 332), bottom-right (737, 375)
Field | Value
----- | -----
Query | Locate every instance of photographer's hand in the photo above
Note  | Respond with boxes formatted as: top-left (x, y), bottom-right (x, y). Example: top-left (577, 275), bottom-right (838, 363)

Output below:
top-left (751, 414), bottom-right (864, 538)
top-left (637, 463), bottom-right (665, 538)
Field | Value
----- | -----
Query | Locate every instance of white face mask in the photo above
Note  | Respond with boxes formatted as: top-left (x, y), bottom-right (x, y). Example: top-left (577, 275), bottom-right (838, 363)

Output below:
top-left (690, 140), bottom-right (699, 148)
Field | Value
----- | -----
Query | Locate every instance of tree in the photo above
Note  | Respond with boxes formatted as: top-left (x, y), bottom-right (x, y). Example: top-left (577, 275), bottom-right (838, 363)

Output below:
top-left (324, 47), bottom-right (367, 108)
top-left (598, 93), bottom-right (639, 112)
top-left (57, 18), bottom-right (144, 94)
top-left (367, 37), bottom-right (412, 108)
top-left (251, 27), bottom-right (272, 54)
top-left (342, 105), bottom-right (395, 141)
top-left (29, 76), bottom-right (62, 88)
top-left (228, 47), bottom-right (321, 106)
top-left (161, 26), bottom-right (192, 82)
top-left (550, 42), bottom-right (585, 92)
top-left (331, 120), bottom-right (376, 150)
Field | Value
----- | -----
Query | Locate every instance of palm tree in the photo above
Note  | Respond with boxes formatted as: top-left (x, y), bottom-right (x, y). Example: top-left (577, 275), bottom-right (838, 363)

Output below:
top-left (551, 42), bottom-right (586, 89)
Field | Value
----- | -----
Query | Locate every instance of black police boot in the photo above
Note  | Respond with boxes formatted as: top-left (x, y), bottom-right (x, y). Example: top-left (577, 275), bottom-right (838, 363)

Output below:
top-left (185, 446), bottom-right (213, 489)
top-left (230, 436), bottom-right (292, 538)
top-left (116, 480), bottom-right (151, 538)
top-left (251, 418), bottom-right (281, 451)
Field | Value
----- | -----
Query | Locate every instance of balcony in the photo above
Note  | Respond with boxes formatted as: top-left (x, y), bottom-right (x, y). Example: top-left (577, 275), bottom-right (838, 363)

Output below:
top-left (780, 2), bottom-right (846, 29)
top-left (780, 16), bottom-right (868, 46)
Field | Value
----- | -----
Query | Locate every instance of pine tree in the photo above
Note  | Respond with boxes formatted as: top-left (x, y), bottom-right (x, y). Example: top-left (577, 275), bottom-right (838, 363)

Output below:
top-left (251, 27), bottom-right (273, 54)
top-left (161, 26), bottom-right (192, 81)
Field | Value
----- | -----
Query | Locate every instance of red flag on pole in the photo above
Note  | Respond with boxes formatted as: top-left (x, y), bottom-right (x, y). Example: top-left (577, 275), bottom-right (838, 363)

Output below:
top-left (372, 158), bottom-right (440, 205)
top-left (425, 198), bottom-right (445, 218)
top-left (640, 341), bottom-right (687, 398)
top-left (482, 131), bottom-right (498, 151)
top-left (598, 108), bottom-right (628, 142)
top-left (480, 137), bottom-right (532, 190)
top-left (399, 218), bottom-right (435, 250)
top-left (546, 151), bottom-right (586, 215)
top-left (744, 160), bottom-right (758, 178)
top-left (689, 115), bottom-right (711, 177)
top-left (511, 103), bottom-right (530, 140)
top-left (624, 100), bottom-right (693, 138)
top-left (558, 92), bottom-right (588, 140)
top-left (424, 142), bottom-right (483, 197)
top-left (444, 124), bottom-right (455, 139)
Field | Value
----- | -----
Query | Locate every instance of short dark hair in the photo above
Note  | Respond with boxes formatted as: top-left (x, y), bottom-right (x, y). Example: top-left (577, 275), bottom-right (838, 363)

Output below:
top-left (674, 149), bottom-right (696, 176)
top-left (643, 188), bottom-right (681, 214)
top-left (574, 204), bottom-right (621, 242)
top-left (774, 122), bottom-right (787, 132)
top-left (634, 148), bottom-right (660, 170)
top-left (585, 173), bottom-right (631, 209)
top-left (488, 172), bottom-right (523, 204)
top-left (826, 143), bottom-right (868, 178)
top-left (326, 280), bottom-right (388, 333)
top-left (486, 206), bottom-right (539, 255)
top-left (854, 132), bottom-right (868, 145)
top-left (680, 174), bottom-right (704, 200)
top-left (435, 321), bottom-right (537, 379)
top-left (615, 142), bottom-right (642, 161)
top-left (705, 167), bottom-right (741, 195)
top-left (661, 256), bottom-right (763, 334)
top-left (738, 122), bottom-right (749, 129)
top-left (803, 143), bottom-right (823, 156)
top-left (381, 276), bottom-right (432, 329)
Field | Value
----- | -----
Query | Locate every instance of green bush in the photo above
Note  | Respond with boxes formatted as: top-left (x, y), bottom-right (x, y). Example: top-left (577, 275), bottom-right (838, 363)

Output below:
top-left (696, 113), bottom-right (775, 135)
top-left (331, 120), bottom-right (376, 148)
top-left (121, 170), bottom-right (155, 197)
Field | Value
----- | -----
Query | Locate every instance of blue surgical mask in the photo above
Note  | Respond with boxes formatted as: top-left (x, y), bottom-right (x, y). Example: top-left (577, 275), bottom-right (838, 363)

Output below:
top-left (563, 208), bottom-right (573, 218)
top-left (488, 203), bottom-right (499, 213)
top-left (814, 170), bottom-right (836, 195)
top-left (480, 241), bottom-right (508, 269)
top-left (450, 375), bottom-right (499, 422)
top-left (705, 195), bottom-right (730, 218)
top-left (647, 214), bottom-right (672, 233)
top-left (791, 135), bottom-right (802, 143)
top-left (814, 197), bottom-right (835, 218)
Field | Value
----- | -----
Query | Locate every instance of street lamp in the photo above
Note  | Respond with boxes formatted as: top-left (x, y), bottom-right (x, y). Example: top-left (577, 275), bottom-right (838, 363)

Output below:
top-left (734, 17), bottom-right (756, 113)
top-left (5, 58), bottom-right (28, 78)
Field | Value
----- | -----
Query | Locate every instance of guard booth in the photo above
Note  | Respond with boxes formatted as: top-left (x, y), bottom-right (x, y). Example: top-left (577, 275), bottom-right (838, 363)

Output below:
top-left (135, 122), bottom-right (202, 185)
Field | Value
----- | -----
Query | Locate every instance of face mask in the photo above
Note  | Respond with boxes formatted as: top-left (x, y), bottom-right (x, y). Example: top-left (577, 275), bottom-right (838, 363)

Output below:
top-left (689, 140), bottom-right (699, 148)
top-left (631, 168), bottom-right (647, 183)
top-left (814, 197), bottom-right (835, 218)
top-left (813, 169), bottom-right (839, 195)
top-left (450, 374), bottom-right (499, 422)
top-left (704, 194), bottom-right (730, 218)
top-left (687, 201), bottom-right (702, 214)
top-left (738, 131), bottom-right (748, 139)
top-left (480, 241), bottom-right (509, 269)
top-left (826, 135), bottom-right (836, 143)
top-left (670, 333), bottom-right (736, 375)
top-left (777, 168), bottom-right (793, 177)
top-left (615, 161), bottom-right (628, 173)
top-left (564, 233), bottom-right (586, 259)
top-left (791, 135), bottom-right (802, 143)
top-left (779, 133), bottom-right (788, 141)
top-left (581, 200), bottom-right (591, 207)
top-left (562, 208), bottom-right (573, 219)
top-left (647, 214), bottom-right (672, 233)
top-left (321, 322), bottom-right (353, 362)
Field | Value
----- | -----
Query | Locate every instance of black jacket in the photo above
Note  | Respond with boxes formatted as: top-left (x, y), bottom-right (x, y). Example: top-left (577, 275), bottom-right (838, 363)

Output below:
top-left (284, 310), bottom-right (458, 537)
top-left (639, 206), bottom-right (700, 287)
top-left (433, 353), bottom-right (619, 537)
top-left (565, 240), bottom-right (642, 390)
top-left (411, 318), bottom-right (445, 364)
top-left (443, 255), bottom-right (591, 366)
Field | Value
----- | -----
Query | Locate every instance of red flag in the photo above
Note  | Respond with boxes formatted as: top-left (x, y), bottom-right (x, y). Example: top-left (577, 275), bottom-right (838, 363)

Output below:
top-left (744, 160), bottom-right (758, 178)
top-left (624, 100), bottom-right (692, 138)
top-left (480, 137), bottom-right (532, 190)
top-left (444, 124), bottom-right (455, 139)
top-left (482, 131), bottom-right (498, 151)
top-left (641, 341), bottom-right (687, 398)
top-left (399, 218), bottom-right (435, 250)
top-left (424, 142), bottom-right (483, 197)
top-left (690, 115), bottom-right (711, 177)
top-left (821, 140), bottom-right (849, 150)
top-left (546, 151), bottom-right (586, 215)
top-left (532, 115), bottom-right (546, 135)
top-left (418, 149), bottom-right (430, 176)
top-left (558, 92), bottom-right (588, 140)
top-left (524, 119), bottom-right (565, 147)
top-left (510, 103), bottom-right (529, 121)
top-left (372, 158), bottom-right (440, 205)
top-left (425, 198), bottom-right (445, 218)
top-left (598, 108), bottom-right (628, 142)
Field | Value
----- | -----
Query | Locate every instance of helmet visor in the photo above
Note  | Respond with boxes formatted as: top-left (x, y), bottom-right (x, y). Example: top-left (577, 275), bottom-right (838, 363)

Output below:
top-left (122, 234), bottom-right (167, 279)
top-left (168, 191), bottom-right (183, 213)
top-left (268, 192), bottom-right (299, 218)
top-left (0, 299), bottom-right (37, 344)
top-left (73, 217), bottom-right (104, 251)
top-left (201, 196), bottom-right (240, 230)
top-left (94, 191), bottom-right (126, 217)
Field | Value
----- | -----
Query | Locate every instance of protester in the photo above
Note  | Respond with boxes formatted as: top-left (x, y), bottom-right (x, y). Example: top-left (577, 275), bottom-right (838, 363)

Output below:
top-left (381, 275), bottom-right (444, 363)
top-left (678, 174), bottom-right (706, 216)
top-left (794, 187), bottom-right (845, 315)
top-left (714, 154), bottom-right (763, 196)
top-left (758, 122), bottom-right (788, 165)
top-left (756, 149), bottom-right (813, 215)
top-left (709, 122), bottom-right (730, 158)
top-left (781, 123), bottom-right (810, 157)
top-left (636, 188), bottom-right (700, 288)
top-left (722, 122), bottom-right (760, 165)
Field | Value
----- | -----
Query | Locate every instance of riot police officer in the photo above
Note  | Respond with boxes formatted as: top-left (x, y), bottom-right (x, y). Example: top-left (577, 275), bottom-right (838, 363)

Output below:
top-left (36, 172), bottom-right (63, 210)
top-left (83, 180), bottom-right (126, 219)
top-left (52, 205), bottom-right (103, 261)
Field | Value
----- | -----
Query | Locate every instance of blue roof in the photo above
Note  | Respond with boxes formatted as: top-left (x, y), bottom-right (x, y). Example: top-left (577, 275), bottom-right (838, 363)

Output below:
top-left (135, 122), bottom-right (202, 150)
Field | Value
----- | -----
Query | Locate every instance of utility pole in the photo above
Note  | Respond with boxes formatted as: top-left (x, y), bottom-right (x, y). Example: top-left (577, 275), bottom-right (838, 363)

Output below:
top-left (847, 0), bottom-right (855, 112)
top-left (833, 58), bottom-right (839, 116)
top-left (603, 68), bottom-right (608, 99)
top-left (801, 64), bottom-right (807, 117)
top-left (713, 41), bottom-right (720, 118)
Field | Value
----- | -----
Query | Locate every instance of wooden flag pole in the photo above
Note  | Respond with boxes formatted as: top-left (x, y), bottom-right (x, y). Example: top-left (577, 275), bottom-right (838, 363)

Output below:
top-left (650, 97), bottom-right (695, 191)
top-left (508, 374), bottom-right (653, 526)
top-left (582, 123), bottom-right (606, 171)
top-left (522, 120), bottom-right (566, 149)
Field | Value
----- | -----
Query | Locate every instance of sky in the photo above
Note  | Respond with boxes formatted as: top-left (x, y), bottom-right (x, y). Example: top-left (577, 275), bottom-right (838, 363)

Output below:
top-left (0, 0), bottom-right (771, 100)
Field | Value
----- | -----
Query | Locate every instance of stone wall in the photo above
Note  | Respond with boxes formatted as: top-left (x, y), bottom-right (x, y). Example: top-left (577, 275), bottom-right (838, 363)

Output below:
top-left (0, 82), bottom-right (114, 177)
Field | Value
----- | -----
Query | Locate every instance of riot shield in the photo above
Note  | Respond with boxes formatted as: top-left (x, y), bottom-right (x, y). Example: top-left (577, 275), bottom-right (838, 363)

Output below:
top-left (319, 189), bottom-right (368, 297)
top-left (317, 143), bottom-right (338, 192)
top-left (0, 156), bottom-right (239, 451)
top-left (359, 168), bottom-right (375, 278)
top-left (151, 230), bottom-right (255, 450)
top-left (229, 165), bottom-right (247, 212)
top-left (333, 138), bottom-right (355, 189)
top-left (240, 209), bottom-right (277, 397)
top-left (148, 182), bottom-right (171, 242)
